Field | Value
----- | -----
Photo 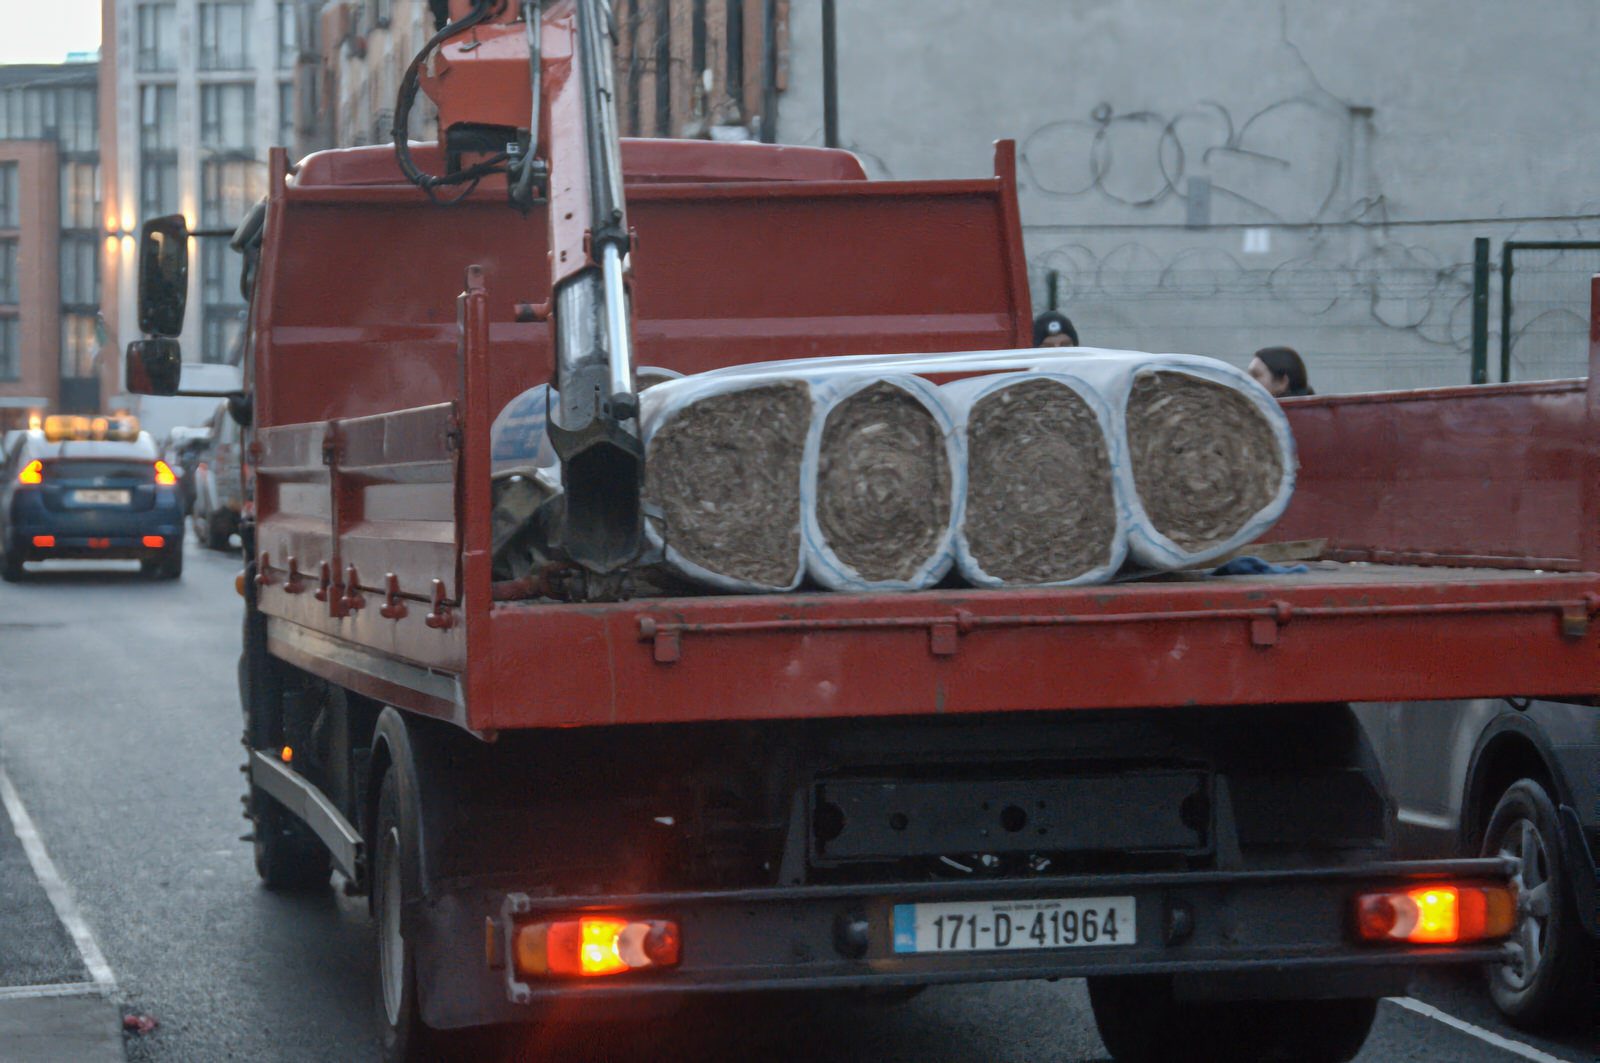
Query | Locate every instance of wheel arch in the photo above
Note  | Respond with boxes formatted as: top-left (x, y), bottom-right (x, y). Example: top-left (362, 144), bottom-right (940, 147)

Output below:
top-left (1462, 718), bottom-right (1567, 852)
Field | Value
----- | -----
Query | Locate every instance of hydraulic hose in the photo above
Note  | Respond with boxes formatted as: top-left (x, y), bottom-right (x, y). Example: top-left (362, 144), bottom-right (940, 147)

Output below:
top-left (391, 0), bottom-right (510, 194)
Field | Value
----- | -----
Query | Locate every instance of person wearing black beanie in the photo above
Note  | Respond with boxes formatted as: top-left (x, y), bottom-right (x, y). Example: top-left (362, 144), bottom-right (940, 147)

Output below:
top-left (1033, 311), bottom-right (1079, 348)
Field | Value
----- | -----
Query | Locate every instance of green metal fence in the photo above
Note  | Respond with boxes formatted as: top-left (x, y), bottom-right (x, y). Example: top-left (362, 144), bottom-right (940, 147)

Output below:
top-left (1499, 242), bottom-right (1600, 382)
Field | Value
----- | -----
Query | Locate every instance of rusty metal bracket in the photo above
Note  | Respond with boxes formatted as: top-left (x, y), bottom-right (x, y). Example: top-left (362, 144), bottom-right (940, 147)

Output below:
top-left (380, 573), bottom-right (409, 620)
top-left (283, 555), bottom-right (305, 595)
top-left (254, 551), bottom-right (275, 588)
top-left (1250, 601), bottom-right (1295, 648)
top-left (425, 579), bottom-right (455, 630)
top-left (343, 564), bottom-right (366, 612)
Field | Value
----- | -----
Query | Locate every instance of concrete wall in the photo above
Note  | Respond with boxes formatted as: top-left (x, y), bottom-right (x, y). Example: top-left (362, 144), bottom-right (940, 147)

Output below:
top-left (779, 0), bottom-right (1600, 391)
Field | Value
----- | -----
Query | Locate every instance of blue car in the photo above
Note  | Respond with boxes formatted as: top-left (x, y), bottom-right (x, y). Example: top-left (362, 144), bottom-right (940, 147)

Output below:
top-left (0, 430), bottom-right (185, 580)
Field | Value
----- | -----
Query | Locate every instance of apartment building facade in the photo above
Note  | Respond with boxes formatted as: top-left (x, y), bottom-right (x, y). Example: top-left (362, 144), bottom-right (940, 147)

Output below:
top-left (0, 63), bottom-right (101, 428)
top-left (102, 0), bottom-right (298, 431)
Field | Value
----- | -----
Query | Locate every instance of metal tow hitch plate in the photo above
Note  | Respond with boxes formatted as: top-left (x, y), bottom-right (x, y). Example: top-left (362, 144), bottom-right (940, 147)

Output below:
top-left (892, 896), bottom-right (1136, 954)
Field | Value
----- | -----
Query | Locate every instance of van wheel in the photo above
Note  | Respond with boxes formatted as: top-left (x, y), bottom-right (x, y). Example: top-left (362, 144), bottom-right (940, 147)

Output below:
top-left (373, 770), bottom-right (442, 1062)
top-left (0, 549), bottom-right (22, 582)
top-left (1481, 779), bottom-right (1591, 1029)
top-left (1087, 976), bottom-right (1376, 1062)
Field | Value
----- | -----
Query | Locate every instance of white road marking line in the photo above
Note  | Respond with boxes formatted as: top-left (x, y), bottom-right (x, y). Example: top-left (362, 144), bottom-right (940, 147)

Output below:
top-left (1387, 996), bottom-right (1572, 1063)
top-left (0, 764), bottom-right (118, 993)
top-left (0, 982), bottom-right (103, 1002)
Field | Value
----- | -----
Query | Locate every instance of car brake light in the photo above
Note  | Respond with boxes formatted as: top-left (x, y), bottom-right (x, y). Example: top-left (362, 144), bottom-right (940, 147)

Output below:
top-left (154, 460), bottom-right (178, 486)
top-left (18, 460), bottom-right (42, 484)
top-left (32, 535), bottom-right (55, 548)
top-left (1354, 885), bottom-right (1514, 944)
top-left (142, 535), bottom-right (165, 548)
top-left (513, 917), bottom-right (680, 978)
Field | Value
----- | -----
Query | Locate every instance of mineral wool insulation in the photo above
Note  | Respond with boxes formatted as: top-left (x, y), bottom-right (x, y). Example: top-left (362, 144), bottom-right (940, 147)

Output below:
top-left (640, 376), bottom-right (813, 592)
top-left (804, 376), bottom-right (958, 590)
top-left (1124, 369), bottom-right (1283, 560)
top-left (943, 372), bottom-right (1123, 586)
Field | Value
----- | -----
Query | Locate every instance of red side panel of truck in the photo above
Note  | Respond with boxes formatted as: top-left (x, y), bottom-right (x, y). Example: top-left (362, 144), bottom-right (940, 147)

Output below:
top-left (253, 139), bottom-right (1600, 736)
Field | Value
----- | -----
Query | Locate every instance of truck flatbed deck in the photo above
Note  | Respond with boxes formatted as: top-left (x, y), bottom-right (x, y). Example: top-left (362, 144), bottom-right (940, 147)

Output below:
top-left (268, 559), bottom-right (1600, 732)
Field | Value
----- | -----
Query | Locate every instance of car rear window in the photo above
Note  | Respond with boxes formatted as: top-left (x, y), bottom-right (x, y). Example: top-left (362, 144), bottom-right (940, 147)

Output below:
top-left (43, 460), bottom-right (155, 481)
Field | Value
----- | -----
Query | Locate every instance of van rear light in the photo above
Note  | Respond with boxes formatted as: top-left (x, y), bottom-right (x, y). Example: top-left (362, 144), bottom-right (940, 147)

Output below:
top-left (142, 535), bottom-right (165, 548)
top-left (512, 917), bottom-right (680, 978)
top-left (18, 460), bottom-right (42, 485)
top-left (88, 538), bottom-right (110, 549)
top-left (1354, 885), bottom-right (1514, 944)
top-left (32, 535), bottom-right (55, 548)
top-left (153, 460), bottom-right (178, 486)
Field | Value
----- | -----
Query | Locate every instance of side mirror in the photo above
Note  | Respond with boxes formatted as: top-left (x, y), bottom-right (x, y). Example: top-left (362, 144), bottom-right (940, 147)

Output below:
top-left (138, 215), bottom-right (189, 337)
top-left (125, 338), bottom-right (183, 396)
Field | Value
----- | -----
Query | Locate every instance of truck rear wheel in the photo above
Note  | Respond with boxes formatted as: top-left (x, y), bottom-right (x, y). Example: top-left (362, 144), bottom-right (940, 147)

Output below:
top-left (1480, 779), bottom-right (1591, 1029)
top-left (1086, 976), bottom-right (1377, 1063)
top-left (373, 769), bottom-right (442, 1062)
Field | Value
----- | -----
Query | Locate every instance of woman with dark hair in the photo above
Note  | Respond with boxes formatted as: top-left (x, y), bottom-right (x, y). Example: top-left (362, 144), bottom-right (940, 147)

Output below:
top-left (1248, 346), bottom-right (1314, 398)
top-left (1033, 311), bottom-right (1079, 348)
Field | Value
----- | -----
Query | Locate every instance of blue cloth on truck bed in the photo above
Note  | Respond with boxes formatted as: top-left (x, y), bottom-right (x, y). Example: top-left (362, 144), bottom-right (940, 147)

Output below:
top-left (1212, 555), bottom-right (1308, 576)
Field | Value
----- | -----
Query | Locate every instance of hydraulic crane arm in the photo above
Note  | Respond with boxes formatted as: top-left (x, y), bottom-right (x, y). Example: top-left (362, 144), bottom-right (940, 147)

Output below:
top-left (403, 0), bottom-right (644, 577)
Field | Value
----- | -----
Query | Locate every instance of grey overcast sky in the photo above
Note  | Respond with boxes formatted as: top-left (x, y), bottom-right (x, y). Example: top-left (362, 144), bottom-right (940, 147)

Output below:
top-left (2, 0), bottom-right (100, 64)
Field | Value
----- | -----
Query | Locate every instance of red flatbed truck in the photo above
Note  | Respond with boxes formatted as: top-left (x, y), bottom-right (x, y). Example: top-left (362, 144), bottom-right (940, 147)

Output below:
top-left (123, 3), bottom-right (1599, 1059)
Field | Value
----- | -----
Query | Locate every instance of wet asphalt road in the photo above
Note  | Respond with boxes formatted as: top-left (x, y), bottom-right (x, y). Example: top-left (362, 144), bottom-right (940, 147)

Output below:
top-left (0, 536), bottom-right (1593, 1061)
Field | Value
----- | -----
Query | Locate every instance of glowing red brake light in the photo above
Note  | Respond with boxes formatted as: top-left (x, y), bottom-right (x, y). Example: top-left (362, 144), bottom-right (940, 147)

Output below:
top-left (18, 459), bottom-right (43, 485)
top-left (1354, 885), bottom-right (1514, 944)
top-left (512, 917), bottom-right (680, 978)
top-left (153, 460), bottom-right (178, 486)
top-left (32, 535), bottom-right (55, 548)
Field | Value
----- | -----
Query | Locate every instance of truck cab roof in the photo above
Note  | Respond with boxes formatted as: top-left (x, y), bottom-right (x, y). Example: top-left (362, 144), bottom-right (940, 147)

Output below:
top-left (292, 137), bottom-right (869, 190)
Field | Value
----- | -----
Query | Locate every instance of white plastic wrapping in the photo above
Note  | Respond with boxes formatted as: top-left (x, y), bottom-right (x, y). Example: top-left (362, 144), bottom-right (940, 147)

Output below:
top-left (638, 372), bottom-right (818, 593)
top-left (801, 373), bottom-right (963, 591)
top-left (940, 370), bottom-right (1129, 587)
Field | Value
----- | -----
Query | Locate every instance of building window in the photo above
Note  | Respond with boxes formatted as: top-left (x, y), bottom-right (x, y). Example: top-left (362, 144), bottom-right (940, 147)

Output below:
top-left (278, 81), bottom-right (295, 152)
top-left (56, 87), bottom-right (97, 153)
top-left (277, 2), bottom-right (299, 68)
top-left (60, 236), bottom-right (99, 310)
top-left (0, 318), bottom-right (17, 381)
top-left (138, 3), bottom-right (179, 72)
top-left (61, 313), bottom-right (98, 379)
top-left (0, 241), bottom-right (16, 304)
top-left (201, 84), bottom-right (256, 153)
top-left (60, 161), bottom-right (99, 230)
top-left (140, 85), bottom-right (180, 222)
top-left (201, 158), bottom-right (264, 227)
top-left (0, 164), bottom-right (16, 228)
top-left (199, 2), bottom-right (250, 71)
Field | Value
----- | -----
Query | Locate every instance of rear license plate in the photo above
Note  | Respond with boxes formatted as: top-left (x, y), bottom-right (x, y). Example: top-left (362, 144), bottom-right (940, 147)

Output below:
top-left (73, 490), bottom-right (129, 505)
top-left (892, 896), bottom-right (1135, 954)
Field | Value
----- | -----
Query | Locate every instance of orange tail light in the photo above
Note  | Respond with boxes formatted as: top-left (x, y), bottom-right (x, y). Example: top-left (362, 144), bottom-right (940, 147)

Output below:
top-left (142, 535), bottom-right (165, 548)
top-left (153, 460), bottom-right (178, 486)
top-left (18, 459), bottom-right (43, 484)
top-left (32, 535), bottom-right (55, 548)
top-left (512, 917), bottom-right (680, 978)
top-left (1354, 885), bottom-right (1515, 945)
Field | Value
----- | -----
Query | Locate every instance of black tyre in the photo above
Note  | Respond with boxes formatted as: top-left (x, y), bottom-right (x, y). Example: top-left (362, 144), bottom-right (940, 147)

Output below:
top-left (241, 606), bottom-right (329, 892)
top-left (204, 512), bottom-right (232, 551)
top-left (250, 786), bottom-right (331, 890)
top-left (0, 547), bottom-right (22, 582)
top-left (1087, 976), bottom-right (1377, 1063)
top-left (374, 770), bottom-right (440, 1062)
top-left (1480, 779), bottom-right (1592, 1029)
top-left (141, 542), bottom-right (183, 580)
